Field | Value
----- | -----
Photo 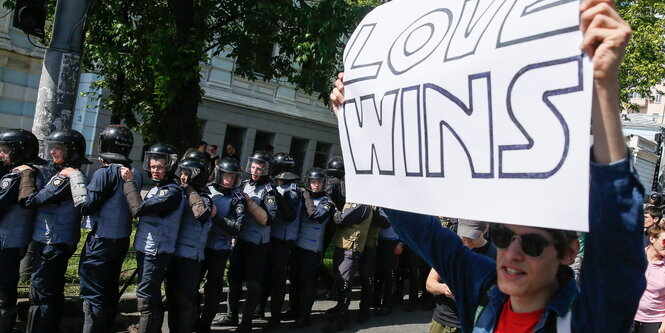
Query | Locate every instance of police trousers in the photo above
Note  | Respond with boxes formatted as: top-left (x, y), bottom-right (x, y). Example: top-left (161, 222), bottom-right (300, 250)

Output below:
top-left (166, 255), bottom-right (202, 333)
top-left (0, 247), bottom-right (25, 332)
top-left (198, 248), bottom-right (231, 331)
top-left (290, 246), bottom-right (321, 319)
top-left (136, 251), bottom-right (173, 333)
top-left (26, 242), bottom-right (76, 333)
top-left (79, 234), bottom-right (130, 333)
top-left (227, 239), bottom-right (269, 326)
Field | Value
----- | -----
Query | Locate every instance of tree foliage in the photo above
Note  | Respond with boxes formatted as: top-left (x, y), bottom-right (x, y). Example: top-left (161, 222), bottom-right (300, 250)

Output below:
top-left (617, 0), bottom-right (665, 108)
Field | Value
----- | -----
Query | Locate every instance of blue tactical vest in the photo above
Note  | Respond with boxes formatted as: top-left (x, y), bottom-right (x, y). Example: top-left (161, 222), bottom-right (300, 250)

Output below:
top-left (82, 165), bottom-right (142, 239)
top-left (174, 191), bottom-right (212, 261)
top-left (271, 182), bottom-right (301, 241)
top-left (239, 181), bottom-right (272, 245)
top-left (0, 171), bottom-right (42, 249)
top-left (379, 225), bottom-right (399, 240)
top-left (296, 196), bottom-right (330, 253)
top-left (32, 174), bottom-right (82, 247)
top-left (206, 185), bottom-right (241, 250)
top-left (134, 183), bottom-right (186, 255)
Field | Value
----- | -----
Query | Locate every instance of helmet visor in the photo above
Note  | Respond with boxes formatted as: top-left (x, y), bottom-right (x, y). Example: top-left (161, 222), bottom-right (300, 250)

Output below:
top-left (215, 168), bottom-right (242, 188)
top-left (0, 144), bottom-right (12, 164)
top-left (175, 165), bottom-right (201, 185)
top-left (306, 176), bottom-right (326, 193)
top-left (143, 151), bottom-right (177, 172)
top-left (44, 142), bottom-right (67, 163)
top-left (245, 158), bottom-right (269, 177)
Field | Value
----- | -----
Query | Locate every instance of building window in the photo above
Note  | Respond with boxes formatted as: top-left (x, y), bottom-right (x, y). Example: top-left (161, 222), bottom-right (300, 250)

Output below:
top-left (290, 137), bottom-right (309, 177)
top-left (253, 130), bottom-right (275, 154)
top-left (654, 93), bottom-right (662, 104)
top-left (223, 126), bottom-right (246, 160)
top-left (313, 142), bottom-right (332, 169)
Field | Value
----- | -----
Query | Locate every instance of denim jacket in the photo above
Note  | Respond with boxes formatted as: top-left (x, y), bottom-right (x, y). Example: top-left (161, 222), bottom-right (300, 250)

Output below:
top-left (385, 157), bottom-right (647, 333)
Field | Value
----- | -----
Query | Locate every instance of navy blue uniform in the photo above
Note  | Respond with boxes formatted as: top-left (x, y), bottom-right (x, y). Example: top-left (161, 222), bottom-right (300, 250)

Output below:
top-left (0, 168), bottom-right (42, 332)
top-left (166, 186), bottom-right (213, 333)
top-left (198, 183), bottom-right (245, 333)
top-left (290, 192), bottom-right (332, 326)
top-left (23, 163), bottom-right (83, 333)
top-left (131, 180), bottom-right (186, 333)
top-left (78, 164), bottom-right (142, 333)
top-left (262, 182), bottom-right (301, 325)
top-left (226, 178), bottom-right (278, 330)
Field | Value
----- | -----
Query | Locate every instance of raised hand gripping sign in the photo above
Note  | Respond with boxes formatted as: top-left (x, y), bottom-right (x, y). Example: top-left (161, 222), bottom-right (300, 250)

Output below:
top-left (338, 0), bottom-right (593, 231)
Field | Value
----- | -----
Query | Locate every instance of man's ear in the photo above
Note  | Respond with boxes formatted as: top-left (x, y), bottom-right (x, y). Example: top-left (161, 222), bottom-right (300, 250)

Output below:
top-left (561, 238), bottom-right (580, 265)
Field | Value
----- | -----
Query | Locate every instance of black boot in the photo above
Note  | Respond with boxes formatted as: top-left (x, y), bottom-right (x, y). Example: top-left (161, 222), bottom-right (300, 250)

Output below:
top-left (212, 314), bottom-right (238, 327)
top-left (322, 282), bottom-right (351, 333)
top-left (0, 306), bottom-right (17, 333)
top-left (356, 277), bottom-right (373, 323)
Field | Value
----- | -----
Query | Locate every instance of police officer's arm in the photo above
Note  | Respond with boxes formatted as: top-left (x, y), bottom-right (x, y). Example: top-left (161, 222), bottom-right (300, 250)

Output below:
top-left (17, 168), bottom-right (37, 205)
top-left (21, 175), bottom-right (71, 208)
top-left (244, 192), bottom-right (268, 225)
top-left (303, 191), bottom-right (333, 223)
top-left (340, 203), bottom-right (371, 225)
top-left (212, 194), bottom-right (246, 235)
top-left (0, 173), bottom-right (21, 219)
top-left (261, 189), bottom-right (279, 225)
top-left (122, 177), bottom-right (143, 217)
top-left (135, 186), bottom-right (183, 217)
top-left (78, 168), bottom-right (116, 215)
top-left (184, 186), bottom-right (211, 222)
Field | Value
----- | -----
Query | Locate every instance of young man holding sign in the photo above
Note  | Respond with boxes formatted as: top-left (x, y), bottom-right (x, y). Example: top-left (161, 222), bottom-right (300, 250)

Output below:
top-left (330, 1), bottom-right (646, 332)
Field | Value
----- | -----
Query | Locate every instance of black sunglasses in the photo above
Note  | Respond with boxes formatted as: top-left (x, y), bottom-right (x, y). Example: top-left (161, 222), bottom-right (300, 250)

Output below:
top-left (490, 225), bottom-right (555, 257)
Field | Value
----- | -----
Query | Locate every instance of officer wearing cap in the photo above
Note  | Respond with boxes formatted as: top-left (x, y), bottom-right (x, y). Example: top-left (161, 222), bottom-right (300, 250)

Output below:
top-left (199, 157), bottom-right (246, 333)
top-left (219, 151), bottom-right (278, 332)
top-left (262, 153), bottom-right (301, 330)
top-left (20, 129), bottom-right (92, 332)
top-left (288, 167), bottom-right (333, 328)
top-left (76, 124), bottom-right (142, 333)
top-left (0, 129), bottom-right (46, 332)
top-left (427, 219), bottom-right (496, 333)
top-left (166, 157), bottom-right (214, 333)
top-left (120, 143), bottom-right (187, 333)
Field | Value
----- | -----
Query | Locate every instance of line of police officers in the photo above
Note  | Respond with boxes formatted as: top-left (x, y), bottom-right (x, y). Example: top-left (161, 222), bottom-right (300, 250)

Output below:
top-left (0, 125), bottom-right (397, 333)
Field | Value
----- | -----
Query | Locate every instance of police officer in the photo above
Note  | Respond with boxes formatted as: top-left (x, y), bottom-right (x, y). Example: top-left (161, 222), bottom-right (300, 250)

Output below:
top-left (198, 158), bottom-right (246, 333)
top-left (76, 124), bottom-right (141, 333)
top-left (322, 156), bottom-right (345, 297)
top-left (120, 143), bottom-right (187, 333)
top-left (166, 158), bottom-right (214, 333)
top-left (263, 153), bottom-right (300, 330)
top-left (218, 151), bottom-right (278, 332)
top-left (357, 207), bottom-right (390, 323)
top-left (21, 129), bottom-right (92, 332)
top-left (323, 202), bottom-right (373, 333)
top-left (288, 168), bottom-right (333, 328)
top-left (0, 129), bottom-right (46, 332)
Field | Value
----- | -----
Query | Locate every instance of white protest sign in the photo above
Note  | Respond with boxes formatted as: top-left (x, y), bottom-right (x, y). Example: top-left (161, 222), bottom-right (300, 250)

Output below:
top-left (338, 0), bottom-right (593, 231)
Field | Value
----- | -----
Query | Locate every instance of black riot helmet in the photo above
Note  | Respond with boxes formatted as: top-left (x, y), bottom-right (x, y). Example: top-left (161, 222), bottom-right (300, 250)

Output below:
top-left (44, 129), bottom-right (92, 167)
top-left (99, 124), bottom-right (133, 163)
top-left (182, 148), bottom-right (211, 164)
top-left (176, 158), bottom-right (209, 189)
top-left (305, 167), bottom-right (327, 193)
top-left (326, 156), bottom-right (344, 178)
top-left (245, 150), bottom-right (271, 177)
top-left (0, 129), bottom-right (46, 167)
top-left (142, 143), bottom-right (178, 175)
top-left (272, 152), bottom-right (299, 181)
top-left (215, 157), bottom-right (242, 188)
top-left (650, 192), bottom-right (663, 205)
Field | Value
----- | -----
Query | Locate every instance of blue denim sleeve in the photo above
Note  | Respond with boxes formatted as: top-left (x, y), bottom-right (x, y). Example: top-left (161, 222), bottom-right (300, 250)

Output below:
top-left (384, 209), bottom-right (496, 331)
top-left (573, 157), bottom-right (647, 333)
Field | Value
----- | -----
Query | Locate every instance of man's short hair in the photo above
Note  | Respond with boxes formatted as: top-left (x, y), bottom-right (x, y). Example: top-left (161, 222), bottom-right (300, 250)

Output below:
top-left (647, 224), bottom-right (665, 239)
top-left (645, 205), bottom-right (663, 221)
top-left (543, 228), bottom-right (579, 259)
top-left (210, 144), bottom-right (217, 149)
top-left (198, 141), bottom-right (208, 147)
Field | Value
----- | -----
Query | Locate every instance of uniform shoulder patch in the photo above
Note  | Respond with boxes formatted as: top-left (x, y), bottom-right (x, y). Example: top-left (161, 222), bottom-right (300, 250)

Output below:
top-left (266, 196), bottom-right (275, 206)
top-left (158, 188), bottom-right (170, 197)
top-left (202, 196), bottom-right (211, 207)
top-left (323, 204), bottom-right (331, 211)
top-left (0, 178), bottom-right (11, 190)
top-left (264, 183), bottom-right (274, 192)
top-left (236, 204), bottom-right (244, 214)
top-left (290, 191), bottom-right (298, 199)
top-left (52, 177), bottom-right (65, 187)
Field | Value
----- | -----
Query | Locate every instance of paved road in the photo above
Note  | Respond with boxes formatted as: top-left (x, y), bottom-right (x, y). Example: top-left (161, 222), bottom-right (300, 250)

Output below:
top-left (17, 288), bottom-right (434, 332)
